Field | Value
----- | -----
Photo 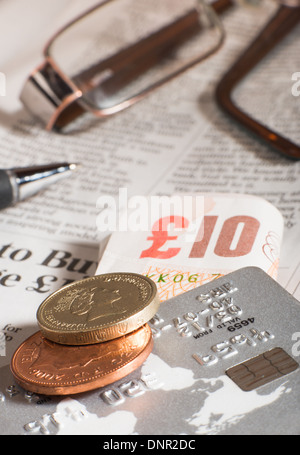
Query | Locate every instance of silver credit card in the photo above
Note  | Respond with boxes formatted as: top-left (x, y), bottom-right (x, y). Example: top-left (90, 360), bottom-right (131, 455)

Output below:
top-left (1, 267), bottom-right (300, 435)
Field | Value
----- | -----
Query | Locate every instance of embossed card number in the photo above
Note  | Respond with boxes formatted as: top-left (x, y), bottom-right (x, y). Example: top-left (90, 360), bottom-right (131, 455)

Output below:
top-left (150, 273), bottom-right (283, 374)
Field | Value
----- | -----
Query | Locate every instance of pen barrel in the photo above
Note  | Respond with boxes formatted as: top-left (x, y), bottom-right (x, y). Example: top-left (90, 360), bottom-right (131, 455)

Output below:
top-left (0, 170), bottom-right (13, 210)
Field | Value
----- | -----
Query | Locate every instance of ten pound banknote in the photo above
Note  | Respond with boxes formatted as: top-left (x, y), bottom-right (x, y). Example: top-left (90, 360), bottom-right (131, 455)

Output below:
top-left (96, 193), bottom-right (284, 301)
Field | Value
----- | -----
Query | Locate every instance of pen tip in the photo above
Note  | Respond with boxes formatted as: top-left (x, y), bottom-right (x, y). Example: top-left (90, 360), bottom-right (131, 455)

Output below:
top-left (69, 163), bottom-right (80, 171)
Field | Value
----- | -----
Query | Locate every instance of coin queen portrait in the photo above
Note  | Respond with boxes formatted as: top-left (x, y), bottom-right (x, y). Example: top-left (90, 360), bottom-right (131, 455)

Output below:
top-left (36, 273), bottom-right (160, 345)
top-left (54, 286), bottom-right (126, 322)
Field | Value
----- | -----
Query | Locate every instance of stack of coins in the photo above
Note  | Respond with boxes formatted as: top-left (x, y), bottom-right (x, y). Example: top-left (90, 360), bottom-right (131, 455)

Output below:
top-left (10, 273), bottom-right (160, 396)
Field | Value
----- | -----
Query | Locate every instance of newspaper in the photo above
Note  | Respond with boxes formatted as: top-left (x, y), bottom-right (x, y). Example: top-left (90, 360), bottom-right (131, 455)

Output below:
top-left (0, 0), bottom-right (299, 435)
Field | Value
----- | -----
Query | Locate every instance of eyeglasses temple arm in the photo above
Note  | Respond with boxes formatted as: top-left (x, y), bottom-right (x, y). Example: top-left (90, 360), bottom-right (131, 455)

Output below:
top-left (215, 4), bottom-right (300, 160)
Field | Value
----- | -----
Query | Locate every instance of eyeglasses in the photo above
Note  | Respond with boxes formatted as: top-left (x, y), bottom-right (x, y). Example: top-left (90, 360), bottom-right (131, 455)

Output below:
top-left (20, 0), bottom-right (226, 132)
top-left (216, 0), bottom-right (300, 160)
top-left (20, 0), bottom-right (300, 162)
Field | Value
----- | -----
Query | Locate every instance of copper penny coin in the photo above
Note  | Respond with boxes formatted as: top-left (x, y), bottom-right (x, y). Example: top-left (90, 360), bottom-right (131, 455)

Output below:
top-left (36, 272), bottom-right (159, 345)
top-left (10, 325), bottom-right (153, 395)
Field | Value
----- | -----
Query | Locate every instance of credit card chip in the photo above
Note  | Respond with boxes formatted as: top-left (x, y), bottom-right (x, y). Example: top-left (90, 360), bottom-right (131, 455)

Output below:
top-left (226, 347), bottom-right (299, 391)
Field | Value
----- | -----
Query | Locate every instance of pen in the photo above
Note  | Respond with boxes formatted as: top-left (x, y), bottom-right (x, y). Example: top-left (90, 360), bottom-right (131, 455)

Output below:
top-left (0, 162), bottom-right (78, 210)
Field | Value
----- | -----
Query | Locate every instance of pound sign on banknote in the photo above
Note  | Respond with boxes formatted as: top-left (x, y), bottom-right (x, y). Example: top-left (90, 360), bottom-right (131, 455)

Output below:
top-left (140, 216), bottom-right (189, 259)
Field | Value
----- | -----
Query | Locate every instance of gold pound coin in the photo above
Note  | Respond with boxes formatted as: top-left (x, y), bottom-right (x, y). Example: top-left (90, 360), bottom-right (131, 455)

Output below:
top-left (36, 273), bottom-right (159, 345)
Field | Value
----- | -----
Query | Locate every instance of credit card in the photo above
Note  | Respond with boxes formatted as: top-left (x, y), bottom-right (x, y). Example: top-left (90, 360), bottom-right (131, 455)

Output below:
top-left (1, 267), bottom-right (299, 435)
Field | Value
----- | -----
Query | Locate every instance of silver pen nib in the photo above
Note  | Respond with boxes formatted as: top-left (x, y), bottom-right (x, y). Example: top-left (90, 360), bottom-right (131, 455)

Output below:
top-left (10, 162), bottom-right (79, 203)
